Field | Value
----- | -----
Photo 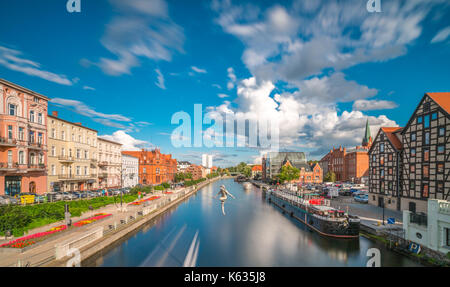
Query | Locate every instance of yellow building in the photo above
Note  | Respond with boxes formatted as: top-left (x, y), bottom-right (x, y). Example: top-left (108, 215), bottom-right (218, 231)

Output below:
top-left (47, 111), bottom-right (98, 192)
top-left (97, 138), bottom-right (122, 189)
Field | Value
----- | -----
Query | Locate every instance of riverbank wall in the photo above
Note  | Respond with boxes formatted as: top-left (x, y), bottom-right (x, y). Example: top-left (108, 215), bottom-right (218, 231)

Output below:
top-left (45, 176), bottom-right (232, 267)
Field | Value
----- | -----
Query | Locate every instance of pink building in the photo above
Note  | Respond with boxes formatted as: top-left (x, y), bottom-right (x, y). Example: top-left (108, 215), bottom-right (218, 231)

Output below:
top-left (0, 79), bottom-right (48, 195)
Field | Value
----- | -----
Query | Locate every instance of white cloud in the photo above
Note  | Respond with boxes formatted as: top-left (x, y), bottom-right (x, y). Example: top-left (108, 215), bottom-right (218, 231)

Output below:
top-left (0, 46), bottom-right (73, 85)
top-left (218, 93), bottom-right (229, 98)
top-left (95, 0), bottom-right (184, 76)
top-left (155, 68), bottom-right (166, 89)
top-left (227, 67), bottom-right (237, 90)
top-left (191, 66), bottom-right (207, 74)
top-left (353, 100), bottom-right (398, 111)
top-left (83, 86), bottom-right (96, 91)
top-left (431, 26), bottom-right (450, 43)
top-left (100, 130), bottom-right (153, 151)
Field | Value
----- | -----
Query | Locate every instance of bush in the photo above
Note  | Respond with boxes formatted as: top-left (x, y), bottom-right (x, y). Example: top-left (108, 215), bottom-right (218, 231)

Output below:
top-left (0, 194), bottom-right (139, 237)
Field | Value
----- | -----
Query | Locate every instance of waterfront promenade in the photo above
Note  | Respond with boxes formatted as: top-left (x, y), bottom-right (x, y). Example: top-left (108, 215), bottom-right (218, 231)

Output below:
top-left (0, 177), bottom-right (228, 267)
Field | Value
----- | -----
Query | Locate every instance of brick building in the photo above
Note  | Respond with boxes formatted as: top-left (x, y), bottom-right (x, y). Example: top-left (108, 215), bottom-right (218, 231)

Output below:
top-left (0, 79), bottom-right (48, 195)
top-left (185, 164), bottom-right (203, 181)
top-left (296, 163), bottom-right (323, 184)
top-left (320, 119), bottom-right (372, 183)
top-left (123, 149), bottom-right (177, 185)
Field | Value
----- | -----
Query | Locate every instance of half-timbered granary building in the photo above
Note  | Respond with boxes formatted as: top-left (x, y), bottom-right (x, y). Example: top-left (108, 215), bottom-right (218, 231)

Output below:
top-left (369, 127), bottom-right (403, 211)
top-left (400, 93), bottom-right (450, 214)
top-left (369, 93), bottom-right (450, 214)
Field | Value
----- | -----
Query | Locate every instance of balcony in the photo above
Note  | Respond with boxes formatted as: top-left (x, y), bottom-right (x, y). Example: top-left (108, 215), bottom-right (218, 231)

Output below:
top-left (28, 141), bottom-right (44, 150)
top-left (98, 161), bottom-right (108, 167)
top-left (0, 162), bottom-right (19, 171)
top-left (58, 174), bottom-right (98, 180)
top-left (98, 172), bottom-right (109, 178)
top-left (27, 164), bottom-right (46, 171)
top-left (0, 137), bottom-right (17, 148)
top-left (58, 156), bottom-right (75, 163)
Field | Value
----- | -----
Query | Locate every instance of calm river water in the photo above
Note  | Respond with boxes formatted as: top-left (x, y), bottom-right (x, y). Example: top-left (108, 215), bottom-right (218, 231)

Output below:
top-left (83, 179), bottom-right (421, 267)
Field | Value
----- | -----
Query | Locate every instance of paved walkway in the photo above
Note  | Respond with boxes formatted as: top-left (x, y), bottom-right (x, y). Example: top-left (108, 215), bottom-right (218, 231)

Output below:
top-left (330, 196), bottom-right (404, 234)
top-left (0, 188), bottom-right (185, 267)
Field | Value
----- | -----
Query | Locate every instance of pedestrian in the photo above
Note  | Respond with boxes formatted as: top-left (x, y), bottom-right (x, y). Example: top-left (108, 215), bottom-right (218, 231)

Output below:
top-left (138, 191), bottom-right (141, 200)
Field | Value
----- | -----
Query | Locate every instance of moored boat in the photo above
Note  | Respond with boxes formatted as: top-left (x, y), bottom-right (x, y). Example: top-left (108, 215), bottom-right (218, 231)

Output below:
top-left (265, 189), bottom-right (360, 239)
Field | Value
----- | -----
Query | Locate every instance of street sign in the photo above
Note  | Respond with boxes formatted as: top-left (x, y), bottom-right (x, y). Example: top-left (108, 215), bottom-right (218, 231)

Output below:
top-left (408, 242), bottom-right (421, 254)
top-left (387, 217), bottom-right (395, 224)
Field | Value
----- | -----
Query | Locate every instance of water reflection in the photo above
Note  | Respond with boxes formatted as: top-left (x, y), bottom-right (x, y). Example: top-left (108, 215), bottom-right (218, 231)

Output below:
top-left (83, 179), bottom-right (421, 267)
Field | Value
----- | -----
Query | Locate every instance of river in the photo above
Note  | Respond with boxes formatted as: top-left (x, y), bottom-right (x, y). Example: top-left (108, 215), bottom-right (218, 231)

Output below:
top-left (83, 179), bottom-right (421, 267)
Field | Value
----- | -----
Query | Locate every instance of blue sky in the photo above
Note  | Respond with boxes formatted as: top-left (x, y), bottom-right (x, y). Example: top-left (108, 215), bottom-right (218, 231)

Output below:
top-left (0, 0), bottom-right (449, 166)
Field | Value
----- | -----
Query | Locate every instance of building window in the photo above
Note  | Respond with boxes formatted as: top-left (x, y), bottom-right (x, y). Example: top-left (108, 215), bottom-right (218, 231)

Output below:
top-left (29, 110), bottom-right (35, 122)
top-left (19, 151), bottom-right (24, 164)
top-left (76, 166), bottom-right (80, 175)
top-left (446, 228), bottom-right (450, 247)
top-left (372, 155), bottom-right (376, 162)
top-left (84, 166), bottom-right (88, 175)
top-left (410, 165), bottom-right (415, 173)
top-left (437, 163), bottom-right (444, 174)
top-left (424, 132), bottom-right (430, 145)
top-left (38, 113), bottom-right (43, 124)
top-left (431, 112), bottom-right (437, 120)
top-left (33, 97), bottom-right (39, 103)
top-left (424, 102), bottom-right (430, 112)
top-left (389, 168), bottom-right (393, 175)
top-left (439, 127), bottom-right (445, 137)
top-left (411, 148), bottom-right (416, 157)
top-left (85, 150), bottom-right (88, 159)
top-left (422, 183), bottom-right (429, 198)
top-left (38, 133), bottom-right (43, 144)
top-left (8, 150), bottom-right (13, 164)
top-left (423, 148), bottom-right (429, 161)
top-left (29, 131), bottom-right (35, 143)
top-left (8, 125), bottom-right (13, 139)
top-left (437, 182), bottom-right (444, 194)
top-left (411, 132), bottom-right (416, 141)
top-left (380, 143), bottom-right (384, 153)
top-left (417, 116), bottom-right (422, 124)
top-left (380, 156), bottom-right (384, 165)
top-left (143, 168), bottom-right (146, 174)
top-left (38, 153), bottom-right (43, 164)
top-left (8, 104), bottom-right (17, 116)
top-left (61, 131), bottom-right (65, 140)
top-left (19, 127), bottom-right (24, 141)
top-left (388, 181), bottom-right (393, 190)
top-left (52, 165), bottom-right (56, 176)
top-left (380, 169), bottom-right (384, 178)
top-left (423, 165), bottom-right (429, 178)
top-left (51, 146), bottom-right (56, 156)
top-left (410, 181), bottom-right (415, 190)
top-left (380, 181), bottom-right (385, 194)
top-left (76, 149), bottom-right (81, 159)
top-left (437, 145), bottom-right (445, 154)
top-left (388, 154), bottom-right (393, 161)
top-left (424, 115), bottom-right (430, 128)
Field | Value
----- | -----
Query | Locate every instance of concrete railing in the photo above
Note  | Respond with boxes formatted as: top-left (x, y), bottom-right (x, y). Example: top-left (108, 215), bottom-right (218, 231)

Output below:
top-left (55, 227), bottom-right (103, 260)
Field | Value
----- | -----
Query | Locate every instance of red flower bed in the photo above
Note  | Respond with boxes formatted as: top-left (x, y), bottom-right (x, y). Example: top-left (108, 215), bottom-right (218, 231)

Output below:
top-left (0, 225), bottom-right (67, 249)
top-left (128, 196), bottom-right (161, 206)
top-left (73, 213), bottom-right (112, 227)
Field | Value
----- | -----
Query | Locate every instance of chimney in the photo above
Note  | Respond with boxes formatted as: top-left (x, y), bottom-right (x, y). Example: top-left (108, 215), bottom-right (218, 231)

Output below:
top-left (52, 111), bottom-right (58, 117)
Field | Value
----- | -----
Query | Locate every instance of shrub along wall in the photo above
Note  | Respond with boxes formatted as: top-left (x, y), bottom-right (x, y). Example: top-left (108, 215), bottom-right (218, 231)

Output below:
top-left (0, 194), bottom-right (138, 237)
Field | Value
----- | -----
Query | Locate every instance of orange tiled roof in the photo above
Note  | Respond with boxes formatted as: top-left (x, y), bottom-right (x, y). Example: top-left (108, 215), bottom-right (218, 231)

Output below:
top-left (252, 165), bottom-right (262, 171)
top-left (381, 127), bottom-right (403, 150)
top-left (427, 93), bottom-right (450, 114)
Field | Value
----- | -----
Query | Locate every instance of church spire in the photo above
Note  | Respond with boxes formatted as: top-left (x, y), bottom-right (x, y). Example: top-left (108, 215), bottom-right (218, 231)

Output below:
top-left (362, 119), bottom-right (372, 148)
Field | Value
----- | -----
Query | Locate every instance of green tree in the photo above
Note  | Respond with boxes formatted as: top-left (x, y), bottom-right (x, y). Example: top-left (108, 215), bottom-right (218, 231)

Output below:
top-left (243, 166), bottom-right (252, 178)
top-left (323, 171), bottom-right (336, 182)
top-left (278, 165), bottom-right (300, 183)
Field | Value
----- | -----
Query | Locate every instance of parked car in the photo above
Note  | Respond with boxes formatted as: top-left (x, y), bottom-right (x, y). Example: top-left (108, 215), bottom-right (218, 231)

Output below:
top-left (61, 192), bottom-right (76, 200)
top-left (0, 196), bottom-right (9, 206)
top-left (46, 192), bottom-right (62, 202)
top-left (338, 187), bottom-right (352, 196)
top-left (354, 194), bottom-right (368, 203)
top-left (34, 195), bottom-right (46, 204)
